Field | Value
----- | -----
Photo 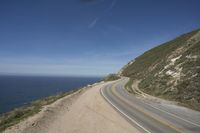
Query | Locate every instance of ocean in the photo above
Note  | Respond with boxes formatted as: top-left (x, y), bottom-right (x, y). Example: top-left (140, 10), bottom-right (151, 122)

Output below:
top-left (0, 75), bottom-right (102, 114)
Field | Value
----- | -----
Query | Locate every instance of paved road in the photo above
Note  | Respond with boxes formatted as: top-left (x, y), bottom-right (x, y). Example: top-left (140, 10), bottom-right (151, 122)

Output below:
top-left (101, 78), bottom-right (200, 133)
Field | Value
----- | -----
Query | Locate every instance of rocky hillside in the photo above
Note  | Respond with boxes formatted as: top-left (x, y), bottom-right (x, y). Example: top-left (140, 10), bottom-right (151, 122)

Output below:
top-left (121, 29), bottom-right (200, 111)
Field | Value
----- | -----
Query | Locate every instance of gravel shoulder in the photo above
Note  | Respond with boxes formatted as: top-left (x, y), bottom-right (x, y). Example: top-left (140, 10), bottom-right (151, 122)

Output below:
top-left (4, 81), bottom-right (139, 133)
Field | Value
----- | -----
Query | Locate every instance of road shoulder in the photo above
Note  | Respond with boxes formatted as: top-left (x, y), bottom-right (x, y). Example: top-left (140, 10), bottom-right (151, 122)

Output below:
top-left (4, 81), bottom-right (139, 133)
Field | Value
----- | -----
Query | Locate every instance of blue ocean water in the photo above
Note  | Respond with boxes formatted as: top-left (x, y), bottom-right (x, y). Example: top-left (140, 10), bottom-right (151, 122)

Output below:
top-left (0, 75), bottom-right (102, 114)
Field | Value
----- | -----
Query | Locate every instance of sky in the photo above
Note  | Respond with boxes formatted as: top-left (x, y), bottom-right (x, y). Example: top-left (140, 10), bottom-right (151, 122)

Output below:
top-left (0, 0), bottom-right (200, 76)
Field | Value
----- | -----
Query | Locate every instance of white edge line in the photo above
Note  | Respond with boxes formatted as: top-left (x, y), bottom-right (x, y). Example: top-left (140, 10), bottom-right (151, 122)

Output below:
top-left (124, 77), bottom-right (200, 127)
top-left (141, 100), bottom-right (200, 127)
top-left (100, 88), bottom-right (151, 133)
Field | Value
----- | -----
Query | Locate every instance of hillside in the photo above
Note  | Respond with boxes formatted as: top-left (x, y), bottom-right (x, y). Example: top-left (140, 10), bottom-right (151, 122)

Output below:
top-left (120, 29), bottom-right (200, 111)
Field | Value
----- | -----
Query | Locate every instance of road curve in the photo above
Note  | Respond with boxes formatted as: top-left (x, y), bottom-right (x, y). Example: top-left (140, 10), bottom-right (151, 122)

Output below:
top-left (101, 78), bottom-right (200, 133)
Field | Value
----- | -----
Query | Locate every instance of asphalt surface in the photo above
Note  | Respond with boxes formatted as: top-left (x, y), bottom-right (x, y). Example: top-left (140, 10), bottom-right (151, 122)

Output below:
top-left (101, 78), bottom-right (200, 133)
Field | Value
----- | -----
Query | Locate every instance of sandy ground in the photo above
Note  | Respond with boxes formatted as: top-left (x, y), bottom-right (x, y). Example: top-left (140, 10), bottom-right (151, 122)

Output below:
top-left (4, 81), bottom-right (139, 133)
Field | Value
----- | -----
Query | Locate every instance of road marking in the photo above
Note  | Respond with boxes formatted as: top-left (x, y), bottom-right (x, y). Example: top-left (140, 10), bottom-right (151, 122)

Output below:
top-left (111, 84), bottom-right (184, 133)
top-left (140, 100), bottom-right (200, 127)
top-left (124, 78), bottom-right (200, 128)
top-left (100, 87), bottom-right (151, 133)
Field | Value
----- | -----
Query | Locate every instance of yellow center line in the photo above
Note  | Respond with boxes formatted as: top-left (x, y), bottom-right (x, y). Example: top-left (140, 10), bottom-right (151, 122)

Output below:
top-left (110, 82), bottom-right (184, 133)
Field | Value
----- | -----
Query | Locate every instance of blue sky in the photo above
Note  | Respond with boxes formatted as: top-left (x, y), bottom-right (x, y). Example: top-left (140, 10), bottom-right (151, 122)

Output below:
top-left (0, 0), bottom-right (200, 76)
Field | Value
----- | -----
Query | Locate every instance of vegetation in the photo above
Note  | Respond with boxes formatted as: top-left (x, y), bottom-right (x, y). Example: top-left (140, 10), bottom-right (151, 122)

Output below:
top-left (0, 89), bottom-right (80, 132)
top-left (122, 29), bottom-right (199, 78)
top-left (124, 78), bottom-right (135, 93)
top-left (103, 74), bottom-right (121, 81)
top-left (122, 29), bottom-right (200, 111)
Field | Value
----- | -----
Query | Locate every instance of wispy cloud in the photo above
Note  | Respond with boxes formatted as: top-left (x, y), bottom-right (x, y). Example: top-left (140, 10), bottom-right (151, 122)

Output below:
top-left (106, 0), bottom-right (117, 12)
top-left (88, 17), bottom-right (99, 28)
top-left (88, 0), bottom-right (117, 28)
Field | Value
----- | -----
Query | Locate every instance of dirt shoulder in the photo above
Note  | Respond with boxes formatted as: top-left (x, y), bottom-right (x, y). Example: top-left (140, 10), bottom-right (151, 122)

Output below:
top-left (4, 81), bottom-right (139, 133)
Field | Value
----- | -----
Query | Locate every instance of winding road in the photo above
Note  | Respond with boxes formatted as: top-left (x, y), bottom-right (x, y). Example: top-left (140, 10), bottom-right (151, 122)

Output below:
top-left (101, 78), bottom-right (200, 133)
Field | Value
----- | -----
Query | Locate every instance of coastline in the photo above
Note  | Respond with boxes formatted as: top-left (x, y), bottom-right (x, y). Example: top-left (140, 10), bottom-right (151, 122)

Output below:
top-left (0, 75), bottom-right (102, 114)
top-left (0, 86), bottom-right (84, 132)
top-left (2, 80), bottom-right (139, 133)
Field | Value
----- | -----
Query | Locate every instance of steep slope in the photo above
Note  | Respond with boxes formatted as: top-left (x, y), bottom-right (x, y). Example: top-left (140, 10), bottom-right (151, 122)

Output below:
top-left (121, 29), bottom-right (200, 111)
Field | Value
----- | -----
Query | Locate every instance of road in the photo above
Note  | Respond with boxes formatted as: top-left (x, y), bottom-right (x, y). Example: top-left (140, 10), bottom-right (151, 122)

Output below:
top-left (101, 78), bottom-right (200, 133)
